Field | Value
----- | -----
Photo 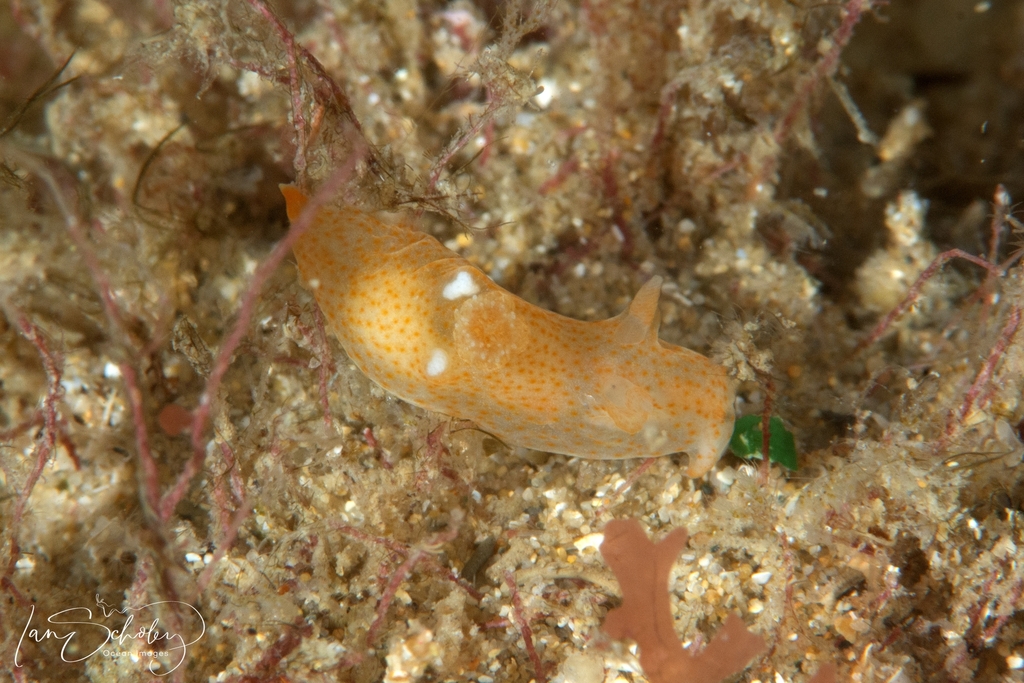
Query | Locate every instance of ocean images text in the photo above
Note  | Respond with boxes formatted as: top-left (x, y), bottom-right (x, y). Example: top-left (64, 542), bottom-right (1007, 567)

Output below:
top-left (15, 596), bottom-right (205, 675)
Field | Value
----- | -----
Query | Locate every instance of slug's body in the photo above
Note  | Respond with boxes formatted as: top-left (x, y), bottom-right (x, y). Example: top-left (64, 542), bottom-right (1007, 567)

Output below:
top-left (284, 186), bottom-right (735, 477)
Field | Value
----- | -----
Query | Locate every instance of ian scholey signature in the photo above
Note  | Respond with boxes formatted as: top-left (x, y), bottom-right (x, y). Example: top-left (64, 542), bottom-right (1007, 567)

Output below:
top-left (15, 595), bottom-right (206, 675)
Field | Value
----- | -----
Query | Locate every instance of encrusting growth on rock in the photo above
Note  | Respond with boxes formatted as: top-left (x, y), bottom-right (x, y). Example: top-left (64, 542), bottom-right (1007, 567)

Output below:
top-left (600, 519), bottom-right (838, 683)
top-left (600, 519), bottom-right (766, 683)
top-left (284, 185), bottom-right (736, 476)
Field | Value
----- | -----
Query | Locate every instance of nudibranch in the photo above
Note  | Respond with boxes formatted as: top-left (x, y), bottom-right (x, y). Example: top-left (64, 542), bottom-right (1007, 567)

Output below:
top-left (283, 186), bottom-right (735, 477)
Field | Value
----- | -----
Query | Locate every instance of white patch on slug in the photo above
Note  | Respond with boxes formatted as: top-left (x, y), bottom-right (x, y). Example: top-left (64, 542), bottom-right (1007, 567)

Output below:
top-left (442, 271), bottom-right (480, 300)
top-left (426, 349), bottom-right (449, 376)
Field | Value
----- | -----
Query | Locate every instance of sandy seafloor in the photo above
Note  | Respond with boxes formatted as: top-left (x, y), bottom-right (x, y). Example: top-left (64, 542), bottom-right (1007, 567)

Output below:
top-left (3, 1), bottom-right (1024, 682)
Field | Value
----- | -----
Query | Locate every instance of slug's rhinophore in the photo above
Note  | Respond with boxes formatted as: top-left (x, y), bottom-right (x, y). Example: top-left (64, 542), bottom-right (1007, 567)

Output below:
top-left (284, 186), bottom-right (735, 477)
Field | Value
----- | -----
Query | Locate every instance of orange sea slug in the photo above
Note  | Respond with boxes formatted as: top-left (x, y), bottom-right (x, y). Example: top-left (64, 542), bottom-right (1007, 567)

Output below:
top-left (283, 186), bottom-right (735, 477)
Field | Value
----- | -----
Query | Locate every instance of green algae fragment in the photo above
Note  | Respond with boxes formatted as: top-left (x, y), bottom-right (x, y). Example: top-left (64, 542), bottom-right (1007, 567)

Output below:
top-left (729, 415), bottom-right (798, 471)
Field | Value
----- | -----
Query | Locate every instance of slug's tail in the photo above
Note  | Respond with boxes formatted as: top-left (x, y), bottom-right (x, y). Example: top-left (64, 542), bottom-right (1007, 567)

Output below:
top-left (280, 184), bottom-right (309, 222)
